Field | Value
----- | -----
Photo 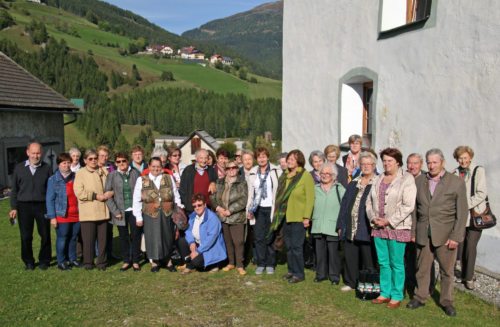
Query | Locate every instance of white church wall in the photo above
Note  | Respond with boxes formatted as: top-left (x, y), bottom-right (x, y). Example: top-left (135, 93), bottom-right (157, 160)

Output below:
top-left (283, 0), bottom-right (500, 273)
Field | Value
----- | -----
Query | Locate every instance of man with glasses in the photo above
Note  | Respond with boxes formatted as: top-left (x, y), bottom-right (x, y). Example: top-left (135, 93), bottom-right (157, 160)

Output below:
top-left (105, 152), bottom-right (142, 271)
top-left (9, 142), bottom-right (52, 270)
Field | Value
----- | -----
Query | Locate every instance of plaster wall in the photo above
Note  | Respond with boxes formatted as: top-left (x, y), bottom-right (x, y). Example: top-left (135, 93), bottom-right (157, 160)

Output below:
top-left (283, 0), bottom-right (500, 273)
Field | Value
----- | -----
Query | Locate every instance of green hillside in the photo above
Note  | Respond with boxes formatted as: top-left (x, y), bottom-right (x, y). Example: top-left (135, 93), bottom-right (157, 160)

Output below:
top-left (183, 1), bottom-right (283, 79)
top-left (0, 0), bottom-right (282, 99)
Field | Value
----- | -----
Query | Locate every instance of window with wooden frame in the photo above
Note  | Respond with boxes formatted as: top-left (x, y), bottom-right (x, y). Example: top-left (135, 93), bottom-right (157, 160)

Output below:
top-left (191, 137), bottom-right (201, 155)
top-left (380, 0), bottom-right (432, 33)
top-left (362, 82), bottom-right (373, 137)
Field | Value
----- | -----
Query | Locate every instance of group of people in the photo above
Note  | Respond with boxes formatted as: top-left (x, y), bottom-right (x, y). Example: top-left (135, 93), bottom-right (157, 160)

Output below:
top-left (8, 135), bottom-right (488, 317)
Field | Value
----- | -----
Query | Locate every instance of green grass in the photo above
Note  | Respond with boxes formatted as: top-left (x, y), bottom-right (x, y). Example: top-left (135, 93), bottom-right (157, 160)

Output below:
top-left (1, 1), bottom-right (282, 99)
top-left (121, 124), bottom-right (160, 145)
top-left (0, 200), bottom-right (498, 326)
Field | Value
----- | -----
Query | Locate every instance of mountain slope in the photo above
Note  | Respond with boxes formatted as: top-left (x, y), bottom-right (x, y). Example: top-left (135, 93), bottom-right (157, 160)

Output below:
top-left (182, 1), bottom-right (283, 79)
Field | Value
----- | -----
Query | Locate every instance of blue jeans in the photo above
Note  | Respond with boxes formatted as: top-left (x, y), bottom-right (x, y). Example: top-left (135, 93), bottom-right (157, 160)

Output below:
top-left (283, 222), bottom-right (306, 279)
top-left (56, 222), bottom-right (81, 264)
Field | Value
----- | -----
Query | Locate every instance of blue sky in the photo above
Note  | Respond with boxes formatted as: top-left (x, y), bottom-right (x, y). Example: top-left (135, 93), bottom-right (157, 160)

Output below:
top-left (104, 0), bottom-right (273, 35)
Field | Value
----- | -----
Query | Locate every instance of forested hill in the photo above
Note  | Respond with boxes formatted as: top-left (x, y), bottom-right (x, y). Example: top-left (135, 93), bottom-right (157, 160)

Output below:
top-left (182, 1), bottom-right (283, 79)
top-left (46, 0), bottom-right (185, 47)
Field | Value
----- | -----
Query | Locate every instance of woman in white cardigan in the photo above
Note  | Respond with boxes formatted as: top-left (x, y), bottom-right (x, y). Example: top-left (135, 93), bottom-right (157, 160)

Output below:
top-left (246, 147), bottom-right (281, 275)
top-left (453, 146), bottom-right (488, 290)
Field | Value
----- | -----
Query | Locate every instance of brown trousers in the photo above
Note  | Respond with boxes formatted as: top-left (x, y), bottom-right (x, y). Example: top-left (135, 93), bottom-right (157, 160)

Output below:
top-left (80, 220), bottom-right (108, 269)
top-left (222, 223), bottom-right (245, 268)
top-left (414, 239), bottom-right (456, 307)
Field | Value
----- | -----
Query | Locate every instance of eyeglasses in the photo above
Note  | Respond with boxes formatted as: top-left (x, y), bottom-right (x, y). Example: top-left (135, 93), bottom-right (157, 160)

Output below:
top-left (115, 160), bottom-right (127, 164)
top-left (87, 157), bottom-right (97, 161)
top-left (235, 155), bottom-right (241, 158)
top-left (192, 204), bottom-right (205, 208)
top-left (225, 166), bottom-right (238, 171)
top-left (320, 173), bottom-right (333, 176)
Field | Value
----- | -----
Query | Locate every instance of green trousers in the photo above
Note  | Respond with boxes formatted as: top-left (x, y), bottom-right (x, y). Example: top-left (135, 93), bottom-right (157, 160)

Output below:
top-left (374, 237), bottom-right (407, 301)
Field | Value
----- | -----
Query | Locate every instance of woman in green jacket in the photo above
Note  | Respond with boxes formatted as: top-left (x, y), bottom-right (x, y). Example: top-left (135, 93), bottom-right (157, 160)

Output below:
top-left (271, 150), bottom-right (315, 283)
top-left (311, 162), bottom-right (345, 284)
top-left (211, 160), bottom-right (249, 275)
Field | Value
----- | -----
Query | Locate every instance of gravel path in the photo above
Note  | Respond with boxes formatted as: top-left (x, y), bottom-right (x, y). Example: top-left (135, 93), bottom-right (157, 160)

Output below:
top-left (454, 271), bottom-right (500, 307)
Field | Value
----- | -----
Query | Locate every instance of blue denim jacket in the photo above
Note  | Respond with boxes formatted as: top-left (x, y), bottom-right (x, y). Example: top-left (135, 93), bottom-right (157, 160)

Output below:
top-left (46, 170), bottom-right (74, 219)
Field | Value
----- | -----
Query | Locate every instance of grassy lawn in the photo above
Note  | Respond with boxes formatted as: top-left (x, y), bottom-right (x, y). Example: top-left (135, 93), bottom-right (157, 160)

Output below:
top-left (1, 1), bottom-right (282, 100)
top-left (0, 201), bottom-right (497, 326)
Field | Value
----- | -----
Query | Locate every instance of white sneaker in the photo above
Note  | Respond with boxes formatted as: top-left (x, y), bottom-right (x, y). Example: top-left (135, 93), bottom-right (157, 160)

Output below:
top-left (255, 266), bottom-right (265, 275)
top-left (265, 267), bottom-right (275, 274)
top-left (341, 285), bottom-right (354, 292)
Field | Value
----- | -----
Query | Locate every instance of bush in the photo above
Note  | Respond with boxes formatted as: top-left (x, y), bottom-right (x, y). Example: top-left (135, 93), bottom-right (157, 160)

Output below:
top-left (0, 9), bottom-right (15, 30)
top-left (160, 71), bottom-right (174, 81)
top-left (238, 67), bottom-right (248, 81)
top-left (25, 20), bottom-right (48, 44)
top-left (249, 77), bottom-right (258, 84)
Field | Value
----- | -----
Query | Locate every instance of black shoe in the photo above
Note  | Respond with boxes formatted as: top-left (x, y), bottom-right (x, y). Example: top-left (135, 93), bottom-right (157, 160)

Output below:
top-left (166, 265), bottom-right (177, 272)
top-left (282, 273), bottom-right (293, 280)
top-left (406, 299), bottom-right (425, 309)
top-left (70, 260), bottom-right (82, 268)
top-left (443, 305), bottom-right (456, 317)
top-left (38, 263), bottom-right (49, 271)
top-left (120, 264), bottom-right (131, 272)
top-left (133, 264), bottom-right (141, 272)
top-left (57, 263), bottom-right (72, 271)
top-left (151, 265), bottom-right (160, 273)
top-left (331, 280), bottom-right (340, 285)
top-left (288, 276), bottom-right (305, 284)
top-left (314, 277), bottom-right (327, 283)
top-left (25, 263), bottom-right (35, 271)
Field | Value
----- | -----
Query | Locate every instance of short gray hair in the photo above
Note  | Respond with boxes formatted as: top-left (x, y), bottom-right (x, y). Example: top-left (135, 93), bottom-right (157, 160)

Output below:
top-left (241, 149), bottom-right (254, 158)
top-left (151, 147), bottom-right (168, 158)
top-left (407, 153), bottom-right (423, 163)
top-left (425, 148), bottom-right (445, 162)
top-left (69, 147), bottom-right (81, 157)
top-left (320, 162), bottom-right (338, 179)
top-left (309, 150), bottom-right (326, 166)
top-left (195, 148), bottom-right (208, 158)
top-left (359, 151), bottom-right (377, 165)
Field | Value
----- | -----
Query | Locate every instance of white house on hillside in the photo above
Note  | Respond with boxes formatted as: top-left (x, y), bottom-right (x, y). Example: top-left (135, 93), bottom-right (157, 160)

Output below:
top-left (282, 0), bottom-right (500, 274)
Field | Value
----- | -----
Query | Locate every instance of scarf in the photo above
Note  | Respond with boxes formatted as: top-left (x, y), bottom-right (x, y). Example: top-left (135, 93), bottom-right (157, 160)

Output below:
top-left (269, 167), bottom-right (305, 233)
top-left (249, 164), bottom-right (270, 213)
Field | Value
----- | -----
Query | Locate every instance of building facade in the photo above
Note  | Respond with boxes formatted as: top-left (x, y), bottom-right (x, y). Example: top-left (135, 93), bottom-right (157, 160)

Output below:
top-left (282, 0), bottom-right (500, 273)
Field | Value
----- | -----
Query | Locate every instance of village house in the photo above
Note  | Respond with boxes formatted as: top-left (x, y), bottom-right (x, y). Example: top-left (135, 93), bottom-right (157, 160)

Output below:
top-left (0, 51), bottom-right (79, 188)
top-left (155, 130), bottom-right (244, 165)
top-left (210, 54), bottom-right (233, 66)
top-left (145, 44), bottom-right (174, 55)
top-left (179, 46), bottom-right (205, 60)
top-left (282, 0), bottom-right (500, 274)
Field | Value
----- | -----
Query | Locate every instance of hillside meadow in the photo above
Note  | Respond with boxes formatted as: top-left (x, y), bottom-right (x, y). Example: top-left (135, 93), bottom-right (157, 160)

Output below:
top-left (0, 201), bottom-right (498, 326)
top-left (0, 0), bottom-right (282, 99)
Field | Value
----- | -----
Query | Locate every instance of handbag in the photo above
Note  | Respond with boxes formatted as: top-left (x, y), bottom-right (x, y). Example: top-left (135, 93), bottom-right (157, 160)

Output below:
top-left (470, 167), bottom-right (497, 230)
top-left (171, 206), bottom-right (188, 231)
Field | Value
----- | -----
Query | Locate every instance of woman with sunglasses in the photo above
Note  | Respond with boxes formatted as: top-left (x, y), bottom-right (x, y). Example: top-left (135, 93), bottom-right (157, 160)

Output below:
top-left (211, 159), bottom-right (249, 275)
top-left (105, 152), bottom-right (142, 272)
top-left (166, 146), bottom-right (187, 188)
top-left (74, 149), bottom-right (114, 270)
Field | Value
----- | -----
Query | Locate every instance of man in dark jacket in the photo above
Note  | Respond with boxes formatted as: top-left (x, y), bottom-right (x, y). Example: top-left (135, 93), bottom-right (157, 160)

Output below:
top-left (179, 149), bottom-right (217, 214)
top-left (9, 142), bottom-right (52, 270)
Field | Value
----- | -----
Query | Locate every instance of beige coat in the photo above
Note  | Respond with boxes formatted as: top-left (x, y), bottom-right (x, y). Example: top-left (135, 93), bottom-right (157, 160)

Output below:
top-left (74, 167), bottom-right (109, 221)
top-left (414, 171), bottom-right (468, 247)
top-left (366, 168), bottom-right (416, 230)
top-left (453, 164), bottom-right (488, 227)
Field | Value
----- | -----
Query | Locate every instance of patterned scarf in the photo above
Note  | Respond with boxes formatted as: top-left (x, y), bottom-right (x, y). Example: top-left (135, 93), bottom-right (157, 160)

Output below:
top-left (269, 167), bottom-right (305, 233)
top-left (249, 164), bottom-right (270, 213)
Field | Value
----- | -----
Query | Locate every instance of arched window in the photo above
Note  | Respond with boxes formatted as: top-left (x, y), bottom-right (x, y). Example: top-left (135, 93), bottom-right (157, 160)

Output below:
top-left (339, 68), bottom-right (378, 149)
